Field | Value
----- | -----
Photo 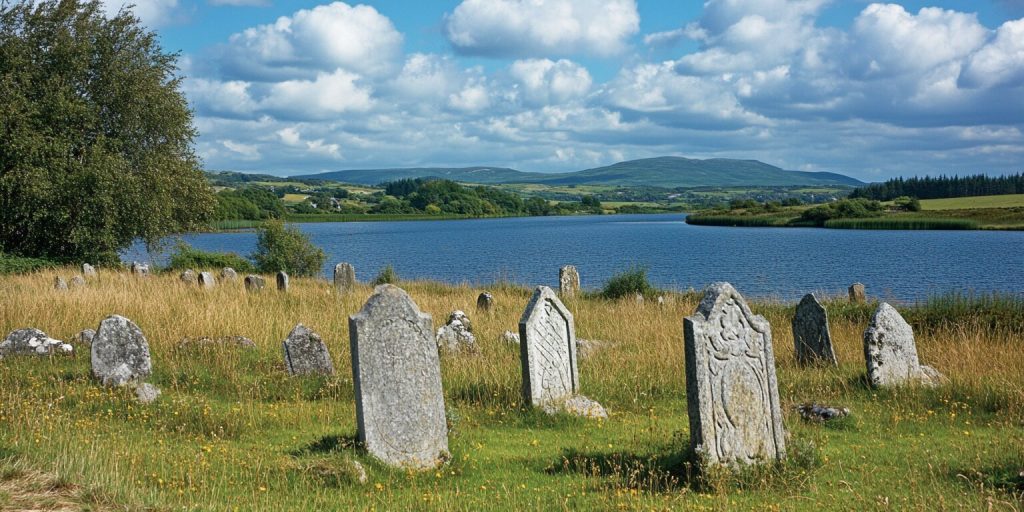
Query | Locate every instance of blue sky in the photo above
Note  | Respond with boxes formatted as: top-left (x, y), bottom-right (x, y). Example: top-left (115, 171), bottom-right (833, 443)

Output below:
top-left (109, 0), bottom-right (1024, 180)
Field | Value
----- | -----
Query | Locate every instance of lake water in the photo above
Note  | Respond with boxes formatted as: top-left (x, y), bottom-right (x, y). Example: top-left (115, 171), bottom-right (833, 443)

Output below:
top-left (123, 214), bottom-right (1024, 302)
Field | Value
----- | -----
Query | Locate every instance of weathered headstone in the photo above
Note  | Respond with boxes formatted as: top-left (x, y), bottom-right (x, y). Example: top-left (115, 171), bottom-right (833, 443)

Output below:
top-left (69, 275), bottom-right (86, 289)
top-left (72, 329), bottom-right (96, 346)
top-left (91, 315), bottom-right (151, 387)
top-left (0, 328), bottom-right (73, 358)
top-left (476, 292), bottom-right (494, 313)
top-left (792, 293), bottom-right (837, 366)
top-left (180, 269), bottom-right (198, 284)
top-left (863, 303), bottom-right (943, 388)
top-left (349, 285), bottom-right (448, 469)
top-left (849, 283), bottom-right (866, 303)
top-left (559, 265), bottom-right (580, 298)
top-left (131, 262), bottom-right (150, 277)
top-left (436, 310), bottom-right (476, 353)
top-left (220, 267), bottom-right (238, 281)
top-left (244, 275), bottom-right (265, 291)
top-left (54, 276), bottom-right (68, 291)
top-left (683, 282), bottom-right (786, 466)
top-left (198, 271), bottom-right (217, 289)
top-left (282, 324), bottom-right (334, 376)
top-left (277, 271), bottom-right (289, 292)
top-left (334, 263), bottom-right (356, 294)
top-left (519, 286), bottom-right (605, 418)
top-left (82, 263), bottom-right (97, 278)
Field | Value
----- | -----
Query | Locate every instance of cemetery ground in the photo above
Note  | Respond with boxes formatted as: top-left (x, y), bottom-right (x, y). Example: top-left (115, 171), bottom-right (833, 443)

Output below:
top-left (1, 272), bottom-right (1022, 510)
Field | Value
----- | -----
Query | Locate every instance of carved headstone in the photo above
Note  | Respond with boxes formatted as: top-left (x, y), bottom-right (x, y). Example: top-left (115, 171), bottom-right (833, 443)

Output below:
top-left (276, 271), bottom-right (289, 292)
top-left (221, 267), bottom-right (238, 281)
top-left (683, 282), bottom-right (786, 466)
top-left (91, 315), bottom-right (152, 387)
top-left (863, 303), bottom-right (943, 387)
top-left (180, 269), bottom-right (198, 285)
top-left (244, 275), bottom-right (265, 291)
top-left (53, 276), bottom-right (68, 291)
top-left (349, 285), bottom-right (448, 469)
top-left (198, 272), bottom-right (217, 289)
top-left (792, 294), bottom-right (837, 366)
top-left (849, 283), bottom-right (866, 303)
top-left (559, 265), bottom-right (580, 298)
top-left (476, 292), bottom-right (494, 313)
top-left (282, 324), bottom-right (334, 376)
top-left (82, 263), bottom-right (97, 278)
top-left (334, 263), bottom-right (356, 294)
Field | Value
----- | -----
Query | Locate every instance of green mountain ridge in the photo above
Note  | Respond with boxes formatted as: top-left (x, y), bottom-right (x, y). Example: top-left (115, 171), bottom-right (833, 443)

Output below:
top-left (292, 156), bottom-right (864, 188)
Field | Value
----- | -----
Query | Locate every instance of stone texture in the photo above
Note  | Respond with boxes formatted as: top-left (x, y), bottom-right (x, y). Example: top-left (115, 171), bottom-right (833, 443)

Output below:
top-left (559, 265), bottom-right (580, 298)
top-left (849, 283), bottom-right (866, 303)
top-left (501, 330), bottom-right (520, 344)
top-left (436, 311), bottom-right (476, 354)
top-left (277, 271), bottom-right (289, 292)
top-left (134, 383), bottom-right (161, 404)
top-left (349, 285), bottom-right (448, 469)
top-left (72, 329), bottom-right (96, 346)
top-left (546, 395), bottom-right (608, 419)
top-left (476, 292), bottom-right (494, 313)
top-left (220, 267), bottom-right (238, 281)
top-left (131, 262), bottom-right (150, 277)
top-left (792, 294), bottom-right (838, 367)
top-left (244, 275), bottom-right (265, 291)
top-left (282, 324), bottom-right (334, 376)
top-left (198, 272), bottom-right (217, 289)
top-left (91, 315), bottom-right (151, 387)
top-left (0, 328), bottom-right (73, 358)
top-left (684, 282), bottom-right (786, 466)
top-left (334, 263), bottom-right (356, 294)
top-left (69, 275), bottom-right (86, 289)
top-left (863, 303), bottom-right (943, 388)
top-left (575, 338), bottom-right (607, 360)
top-left (796, 403), bottom-right (849, 422)
top-left (53, 276), bottom-right (68, 290)
top-left (180, 269), bottom-right (197, 284)
top-left (82, 263), bottom-right (97, 278)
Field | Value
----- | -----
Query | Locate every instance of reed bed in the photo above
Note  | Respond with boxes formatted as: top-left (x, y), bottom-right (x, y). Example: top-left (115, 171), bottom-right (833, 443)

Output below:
top-left (823, 217), bottom-right (980, 230)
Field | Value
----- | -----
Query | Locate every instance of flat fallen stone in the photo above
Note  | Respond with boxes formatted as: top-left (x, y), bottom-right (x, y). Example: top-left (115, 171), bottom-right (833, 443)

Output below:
top-left (198, 272), bottom-right (217, 289)
top-left (0, 328), bottom-right (72, 358)
top-left (863, 303), bottom-right (943, 388)
top-left (91, 315), bottom-right (151, 387)
top-left (334, 263), bottom-right (356, 294)
top-left (543, 394), bottom-right (608, 419)
top-left (244, 275), bottom-right (265, 291)
top-left (796, 403), bottom-right (850, 422)
top-left (792, 293), bottom-right (838, 367)
top-left (559, 265), bottom-right (580, 298)
top-left (283, 324), bottom-right (334, 376)
top-left (277, 271), bottom-right (289, 292)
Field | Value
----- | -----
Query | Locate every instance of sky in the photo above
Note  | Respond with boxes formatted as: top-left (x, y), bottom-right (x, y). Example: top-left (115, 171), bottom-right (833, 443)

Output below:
top-left (100, 0), bottom-right (1024, 180)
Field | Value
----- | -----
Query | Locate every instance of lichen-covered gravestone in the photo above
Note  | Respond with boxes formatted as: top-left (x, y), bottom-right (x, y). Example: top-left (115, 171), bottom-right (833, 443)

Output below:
top-left (91, 315), bottom-right (152, 387)
top-left (436, 310), bottom-right (476, 353)
top-left (0, 328), bottom-right (73, 358)
top-left (863, 303), bottom-right (944, 387)
top-left (349, 285), bottom-right (449, 469)
top-left (69, 275), bottom-right (86, 289)
top-left (198, 272), bottom-right (217, 289)
top-left (559, 266), bottom-right (580, 298)
top-left (131, 262), bottom-right (150, 277)
top-left (519, 286), bottom-right (606, 418)
top-left (180, 269), bottom-right (198, 284)
top-left (476, 292), bottom-right (494, 313)
top-left (53, 276), bottom-right (68, 290)
top-left (82, 263), bottom-right (97, 278)
top-left (282, 324), bottom-right (334, 376)
top-left (244, 275), bottom-right (265, 291)
top-left (334, 263), bottom-right (356, 294)
top-left (220, 267), bottom-right (238, 281)
top-left (849, 283), bottom-right (866, 303)
top-left (683, 282), bottom-right (786, 466)
top-left (792, 293), bottom-right (837, 366)
top-left (277, 271), bottom-right (289, 292)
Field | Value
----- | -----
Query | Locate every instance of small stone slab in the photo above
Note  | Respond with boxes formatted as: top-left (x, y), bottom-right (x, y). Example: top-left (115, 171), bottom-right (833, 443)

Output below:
top-left (863, 303), bottom-right (943, 387)
top-left (54, 276), bottom-right (68, 291)
top-left (476, 292), bottom-right (494, 312)
top-left (91, 315), bottom-right (152, 387)
top-left (244, 275), bottom-right (265, 291)
top-left (684, 282), bottom-right (786, 466)
top-left (849, 283), bottom-right (866, 303)
top-left (559, 265), bottom-right (580, 298)
top-left (82, 263), bottom-right (97, 278)
top-left (131, 262), bottom-right (150, 277)
top-left (544, 394), bottom-right (608, 419)
top-left (277, 271), bottom-right (289, 292)
top-left (282, 324), bottom-right (334, 376)
top-left (198, 272), bottom-right (217, 289)
top-left (796, 403), bottom-right (849, 423)
top-left (792, 294), bottom-right (837, 367)
top-left (349, 285), bottom-right (448, 469)
top-left (72, 329), bottom-right (96, 346)
top-left (69, 275), bottom-right (86, 289)
top-left (180, 269), bottom-right (198, 284)
top-left (334, 263), bottom-right (356, 294)
top-left (501, 330), bottom-right (520, 344)
top-left (436, 311), bottom-right (476, 354)
top-left (220, 267), bottom-right (238, 281)
top-left (519, 286), bottom-right (579, 408)
top-left (0, 328), bottom-right (72, 358)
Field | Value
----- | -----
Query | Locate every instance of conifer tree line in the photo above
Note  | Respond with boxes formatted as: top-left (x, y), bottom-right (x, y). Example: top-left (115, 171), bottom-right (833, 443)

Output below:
top-left (849, 173), bottom-right (1024, 201)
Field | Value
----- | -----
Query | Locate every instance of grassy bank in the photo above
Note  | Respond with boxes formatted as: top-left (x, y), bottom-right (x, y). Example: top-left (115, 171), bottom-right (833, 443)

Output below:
top-left (1, 272), bottom-right (1022, 509)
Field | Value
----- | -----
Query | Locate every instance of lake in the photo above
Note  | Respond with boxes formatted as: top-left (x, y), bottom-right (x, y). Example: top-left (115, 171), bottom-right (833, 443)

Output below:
top-left (123, 214), bottom-right (1024, 302)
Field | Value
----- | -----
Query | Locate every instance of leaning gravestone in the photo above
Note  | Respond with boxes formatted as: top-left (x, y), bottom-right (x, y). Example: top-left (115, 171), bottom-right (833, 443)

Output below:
top-left (559, 265), bottom-right (580, 298)
top-left (220, 267), bottom-right (238, 281)
top-left (519, 286), bottom-right (606, 418)
top-left (476, 292), bottom-right (494, 313)
top-left (91, 315), bottom-right (152, 387)
top-left (82, 263), bottom-right (97, 278)
top-left (180, 269), bottom-right (198, 285)
top-left (277, 271), bottom-right (289, 292)
top-left (244, 275), bottom-right (265, 291)
top-left (684, 282), bottom-right (786, 466)
top-left (849, 283), bottom-right (866, 303)
top-left (792, 294), bottom-right (837, 366)
top-left (283, 325), bottom-right (334, 376)
top-left (198, 272), bottom-right (217, 289)
top-left (54, 276), bottom-right (68, 291)
top-left (863, 303), bottom-right (943, 387)
top-left (349, 285), bottom-right (449, 469)
top-left (334, 263), bottom-right (356, 294)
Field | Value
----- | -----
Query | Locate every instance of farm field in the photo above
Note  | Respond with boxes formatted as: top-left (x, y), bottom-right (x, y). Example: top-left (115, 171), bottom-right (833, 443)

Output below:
top-left (919, 194), bottom-right (1024, 210)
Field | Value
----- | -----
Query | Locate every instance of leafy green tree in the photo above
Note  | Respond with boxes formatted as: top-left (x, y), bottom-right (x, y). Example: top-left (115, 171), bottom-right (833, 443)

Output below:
top-left (250, 220), bottom-right (325, 277)
top-left (0, 1), bottom-right (213, 262)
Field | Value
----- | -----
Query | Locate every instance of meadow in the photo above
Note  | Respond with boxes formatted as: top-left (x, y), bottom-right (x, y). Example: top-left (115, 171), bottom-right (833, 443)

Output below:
top-left (1, 271), bottom-right (1022, 510)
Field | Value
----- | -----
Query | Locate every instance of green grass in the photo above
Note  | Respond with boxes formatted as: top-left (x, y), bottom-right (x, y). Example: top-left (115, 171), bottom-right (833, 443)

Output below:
top-left (824, 217), bottom-right (979, 230)
top-left (919, 194), bottom-right (1024, 210)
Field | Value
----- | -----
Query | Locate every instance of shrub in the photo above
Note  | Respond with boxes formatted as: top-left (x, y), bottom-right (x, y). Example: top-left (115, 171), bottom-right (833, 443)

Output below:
top-left (893, 196), bottom-right (922, 212)
top-left (0, 253), bottom-right (58, 274)
top-left (251, 221), bottom-right (325, 277)
top-left (372, 265), bottom-right (399, 285)
top-left (601, 266), bottom-right (656, 299)
top-left (166, 242), bottom-right (254, 273)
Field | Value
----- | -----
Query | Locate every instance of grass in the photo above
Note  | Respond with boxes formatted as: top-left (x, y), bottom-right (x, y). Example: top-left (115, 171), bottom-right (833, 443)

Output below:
top-left (919, 194), bottom-right (1024, 210)
top-left (1, 271), bottom-right (1023, 509)
top-left (824, 217), bottom-right (979, 230)
top-left (688, 204), bottom-right (1024, 230)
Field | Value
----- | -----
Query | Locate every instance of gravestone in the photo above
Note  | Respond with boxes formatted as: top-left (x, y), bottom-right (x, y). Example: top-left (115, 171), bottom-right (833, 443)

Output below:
top-left (476, 292), bottom-right (494, 313)
top-left (792, 294), bottom-right (837, 366)
top-left (180, 269), bottom-right (198, 284)
top-left (221, 267), bottom-right (238, 281)
top-left (334, 263), bottom-right (356, 294)
top-left (244, 275), bottom-right (265, 291)
top-left (849, 283), bottom-right (866, 303)
top-left (0, 328), bottom-right (72, 358)
top-left (72, 329), bottom-right (96, 346)
top-left (436, 310), bottom-right (476, 353)
top-left (559, 266), bottom-right (580, 298)
top-left (863, 303), bottom-right (943, 387)
top-left (131, 262), bottom-right (150, 277)
top-left (683, 282), bottom-right (786, 466)
top-left (82, 263), bottom-right (97, 278)
top-left (54, 276), bottom-right (68, 291)
top-left (69, 275), bottom-right (86, 289)
top-left (91, 315), bottom-right (152, 387)
top-left (349, 285), bottom-right (448, 469)
top-left (198, 272), bottom-right (217, 289)
top-left (282, 324), bottom-right (334, 376)
top-left (277, 271), bottom-right (289, 292)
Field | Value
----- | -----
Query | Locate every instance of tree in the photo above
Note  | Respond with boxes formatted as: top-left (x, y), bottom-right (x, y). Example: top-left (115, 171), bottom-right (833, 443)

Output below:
top-left (0, 1), bottom-right (213, 263)
top-left (251, 220), bottom-right (325, 277)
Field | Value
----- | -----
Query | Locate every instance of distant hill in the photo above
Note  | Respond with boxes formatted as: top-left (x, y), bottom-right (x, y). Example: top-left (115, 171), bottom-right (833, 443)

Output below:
top-left (293, 157), bottom-right (863, 188)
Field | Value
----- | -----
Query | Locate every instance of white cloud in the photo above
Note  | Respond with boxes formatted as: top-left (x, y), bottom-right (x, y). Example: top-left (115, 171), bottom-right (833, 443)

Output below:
top-left (261, 69), bottom-right (374, 120)
top-left (509, 59), bottom-right (592, 105)
top-left (221, 139), bottom-right (261, 160)
top-left (389, 53), bottom-right (462, 101)
top-left (444, 0), bottom-right (639, 57)
top-left (184, 78), bottom-right (257, 118)
top-left (448, 82), bottom-right (492, 113)
top-left (960, 18), bottom-right (1024, 89)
